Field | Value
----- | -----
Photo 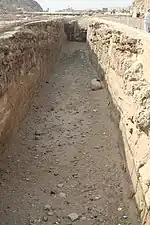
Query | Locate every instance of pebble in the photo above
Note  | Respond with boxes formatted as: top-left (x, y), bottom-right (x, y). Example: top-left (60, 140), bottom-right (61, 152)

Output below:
top-left (81, 216), bottom-right (86, 221)
top-left (44, 204), bottom-right (51, 211)
top-left (57, 219), bottom-right (61, 223)
top-left (118, 207), bottom-right (122, 211)
top-left (29, 217), bottom-right (36, 224)
top-left (43, 216), bottom-right (48, 222)
top-left (54, 172), bottom-right (59, 176)
top-left (47, 211), bottom-right (54, 216)
top-left (57, 183), bottom-right (64, 188)
top-left (68, 213), bottom-right (79, 222)
top-left (35, 131), bottom-right (42, 136)
top-left (60, 192), bottom-right (66, 198)
top-left (94, 146), bottom-right (99, 149)
top-left (123, 215), bottom-right (128, 219)
top-left (35, 136), bottom-right (41, 140)
top-left (95, 195), bottom-right (101, 200)
top-left (50, 190), bottom-right (56, 195)
top-left (91, 78), bottom-right (102, 91)
top-left (25, 178), bottom-right (30, 181)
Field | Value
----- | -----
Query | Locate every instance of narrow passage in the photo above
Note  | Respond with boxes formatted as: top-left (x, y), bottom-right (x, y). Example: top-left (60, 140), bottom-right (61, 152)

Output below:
top-left (0, 42), bottom-right (140, 225)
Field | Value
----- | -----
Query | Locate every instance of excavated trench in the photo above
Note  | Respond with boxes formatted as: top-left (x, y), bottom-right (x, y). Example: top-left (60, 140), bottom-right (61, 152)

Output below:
top-left (0, 20), bottom-right (141, 225)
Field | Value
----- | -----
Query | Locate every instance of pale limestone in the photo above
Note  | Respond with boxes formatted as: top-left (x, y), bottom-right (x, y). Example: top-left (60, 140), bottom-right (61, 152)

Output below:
top-left (87, 18), bottom-right (150, 224)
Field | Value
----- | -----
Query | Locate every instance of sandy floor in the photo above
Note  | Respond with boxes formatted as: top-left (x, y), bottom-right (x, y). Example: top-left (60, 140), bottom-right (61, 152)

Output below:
top-left (0, 42), bottom-right (140, 225)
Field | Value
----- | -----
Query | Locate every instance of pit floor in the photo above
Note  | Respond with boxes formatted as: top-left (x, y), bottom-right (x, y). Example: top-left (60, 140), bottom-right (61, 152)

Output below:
top-left (0, 42), bottom-right (141, 225)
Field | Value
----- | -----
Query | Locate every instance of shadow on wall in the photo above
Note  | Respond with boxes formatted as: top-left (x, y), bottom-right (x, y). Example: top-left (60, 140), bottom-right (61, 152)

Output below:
top-left (64, 20), bottom-right (87, 42)
top-left (87, 40), bottom-right (142, 224)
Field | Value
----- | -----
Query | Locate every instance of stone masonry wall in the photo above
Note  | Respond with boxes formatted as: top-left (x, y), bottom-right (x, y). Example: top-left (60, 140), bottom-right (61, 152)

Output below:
top-left (87, 18), bottom-right (150, 224)
top-left (0, 19), bottom-right (64, 152)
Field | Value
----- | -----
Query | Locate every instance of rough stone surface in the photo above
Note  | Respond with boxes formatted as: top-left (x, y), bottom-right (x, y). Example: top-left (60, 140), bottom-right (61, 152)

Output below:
top-left (64, 20), bottom-right (87, 42)
top-left (0, 19), bottom-right (64, 151)
top-left (44, 204), bottom-right (51, 211)
top-left (91, 78), bottom-right (102, 91)
top-left (68, 213), bottom-right (79, 222)
top-left (87, 18), bottom-right (150, 224)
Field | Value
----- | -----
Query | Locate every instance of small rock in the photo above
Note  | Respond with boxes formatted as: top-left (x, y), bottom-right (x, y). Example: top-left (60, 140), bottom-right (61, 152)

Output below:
top-left (81, 216), bottom-right (86, 221)
top-left (0, 181), bottom-right (5, 187)
top-left (123, 215), bottom-right (128, 219)
top-left (57, 183), bottom-right (64, 188)
top-left (29, 217), bottom-right (37, 225)
top-left (57, 219), bottom-right (61, 223)
top-left (43, 216), bottom-right (48, 222)
top-left (68, 213), bottom-right (79, 222)
top-left (35, 136), bottom-right (40, 140)
top-left (44, 204), bottom-right (51, 211)
top-left (118, 207), bottom-right (122, 211)
top-left (72, 174), bottom-right (78, 178)
top-left (50, 190), bottom-right (56, 195)
top-left (54, 172), bottom-right (59, 176)
top-left (47, 211), bottom-right (54, 216)
top-left (91, 78), bottom-right (102, 91)
top-left (95, 195), bottom-right (101, 200)
top-left (60, 192), bottom-right (66, 198)
top-left (25, 178), bottom-right (30, 181)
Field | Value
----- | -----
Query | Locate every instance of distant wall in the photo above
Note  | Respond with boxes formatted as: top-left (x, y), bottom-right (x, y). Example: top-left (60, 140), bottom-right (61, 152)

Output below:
top-left (0, 19), bottom-right (64, 151)
top-left (102, 16), bottom-right (144, 31)
top-left (64, 20), bottom-right (87, 42)
top-left (87, 18), bottom-right (150, 225)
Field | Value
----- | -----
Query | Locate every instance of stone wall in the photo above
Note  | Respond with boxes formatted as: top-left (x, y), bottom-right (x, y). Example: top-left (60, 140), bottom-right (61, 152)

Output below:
top-left (64, 20), bottom-right (87, 42)
top-left (87, 18), bottom-right (150, 224)
top-left (0, 19), bottom-right (64, 152)
top-left (102, 16), bottom-right (144, 31)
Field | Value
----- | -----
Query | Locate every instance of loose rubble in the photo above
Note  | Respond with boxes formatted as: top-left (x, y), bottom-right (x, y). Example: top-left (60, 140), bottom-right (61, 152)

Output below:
top-left (68, 213), bottom-right (79, 222)
top-left (91, 78), bottom-right (102, 91)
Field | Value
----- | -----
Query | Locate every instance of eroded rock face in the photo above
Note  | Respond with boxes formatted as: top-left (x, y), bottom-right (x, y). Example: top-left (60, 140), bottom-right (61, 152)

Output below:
top-left (87, 20), bottom-right (150, 224)
top-left (0, 19), bottom-right (64, 150)
top-left (64, 20), bottom-right (87, 42)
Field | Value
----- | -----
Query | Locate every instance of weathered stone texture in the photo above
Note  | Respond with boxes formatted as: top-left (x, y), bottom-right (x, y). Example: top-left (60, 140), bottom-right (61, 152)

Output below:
top-left (64, 20), bottom-right (87, 42)
top-left (0, 19), bottom-right (64, 151)
top-left (87, 20), bottom-right (150, 224)
top-left (133, 0), bottom-right (150, 12)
